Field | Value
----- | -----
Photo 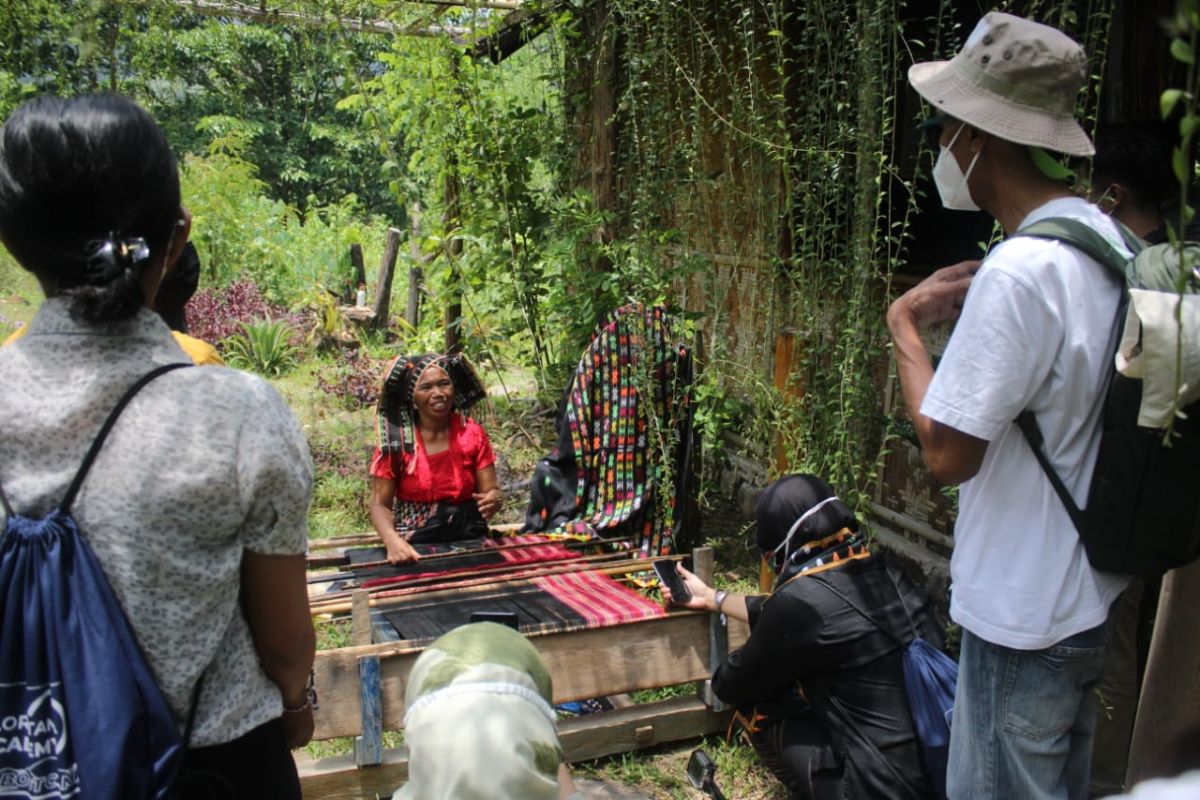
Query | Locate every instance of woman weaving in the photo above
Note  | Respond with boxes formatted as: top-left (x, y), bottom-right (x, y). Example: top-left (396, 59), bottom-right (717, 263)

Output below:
top-left (369, 353), bottom-right (503, 564)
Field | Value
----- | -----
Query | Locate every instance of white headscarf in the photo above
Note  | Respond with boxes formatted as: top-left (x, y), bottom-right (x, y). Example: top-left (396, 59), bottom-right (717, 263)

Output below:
top-left (393, 622), bottom-right (563, 800)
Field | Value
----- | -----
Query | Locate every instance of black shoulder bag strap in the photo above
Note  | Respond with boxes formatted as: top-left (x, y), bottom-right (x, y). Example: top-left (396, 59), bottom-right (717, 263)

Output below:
top-left (1010, 217), bottom-right (1140, 537)
top-left (809, 571), bottom-right (918, 646)
top-left (0, 362), bottom-right (191, 518)
top-left (60, 363), bottom-right (192, 513)
top-left (803, 573), bottom-right (925, 800)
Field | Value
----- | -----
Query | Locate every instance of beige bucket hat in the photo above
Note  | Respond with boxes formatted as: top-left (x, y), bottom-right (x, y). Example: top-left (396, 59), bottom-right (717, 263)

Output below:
top-left (909, 12), bottom-right (1094, 156)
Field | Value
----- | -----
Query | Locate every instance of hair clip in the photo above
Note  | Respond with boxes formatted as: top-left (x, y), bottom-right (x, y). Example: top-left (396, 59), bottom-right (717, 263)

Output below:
top-left (83, 234), bottom-right (151, 284)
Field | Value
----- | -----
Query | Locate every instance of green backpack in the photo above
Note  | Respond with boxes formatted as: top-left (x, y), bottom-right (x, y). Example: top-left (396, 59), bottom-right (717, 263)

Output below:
top-left (1014, 217), bottom-right (1200, 580)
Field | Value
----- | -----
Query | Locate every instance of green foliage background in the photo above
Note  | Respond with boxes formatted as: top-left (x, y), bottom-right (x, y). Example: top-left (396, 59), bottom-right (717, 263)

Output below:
top-left (0, 0), bottom-right (1120, 508)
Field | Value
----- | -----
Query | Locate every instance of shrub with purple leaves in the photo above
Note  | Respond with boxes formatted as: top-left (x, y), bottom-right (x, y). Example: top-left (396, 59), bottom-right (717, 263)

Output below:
top-left (186, 281), bottom-right (285, 346)
top-left (185, 281), bottom-right (314, 349)
top-left (317, 349), bottom-right (384, 410)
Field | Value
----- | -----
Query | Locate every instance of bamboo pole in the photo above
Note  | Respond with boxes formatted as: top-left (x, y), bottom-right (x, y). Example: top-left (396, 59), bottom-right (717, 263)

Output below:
top-left (308, 534), bottom-right (634, 583)
top-left (170, 0), bottom-right (519, 37)
top-left (312, 549), bottom-right (641, 605)
top-left (307, 522), bottom-right (525, 552)
top-left (310, 555), bottom-right (673, 616)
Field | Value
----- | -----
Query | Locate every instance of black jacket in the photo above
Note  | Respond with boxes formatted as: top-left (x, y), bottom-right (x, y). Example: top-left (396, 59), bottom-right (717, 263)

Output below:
top-left (712, 553), bottom-right (940, 799)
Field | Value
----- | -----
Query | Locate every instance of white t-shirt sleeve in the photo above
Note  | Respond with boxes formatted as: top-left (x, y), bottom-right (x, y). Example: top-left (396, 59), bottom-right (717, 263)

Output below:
top-left (921, 259), bottom-right (1063, 442)
top-left (235, 377), bottom-right (314, 555)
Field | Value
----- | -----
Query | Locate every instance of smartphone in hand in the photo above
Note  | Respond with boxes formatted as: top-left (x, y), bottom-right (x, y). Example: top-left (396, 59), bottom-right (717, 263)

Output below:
top-left (653, 559), bottom-right (692, 604)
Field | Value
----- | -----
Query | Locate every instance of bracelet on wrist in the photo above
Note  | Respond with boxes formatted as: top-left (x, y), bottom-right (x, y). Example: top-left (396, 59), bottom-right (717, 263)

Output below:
top-left (713, 590), bottom-right (729, 614)
top-left (284, 670), bottom-right (319, 714)
top-left (282, 698), bottom-right (311, 715)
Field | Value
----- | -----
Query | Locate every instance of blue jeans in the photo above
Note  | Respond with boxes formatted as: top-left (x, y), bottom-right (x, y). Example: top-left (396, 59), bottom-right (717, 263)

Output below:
top-left (947, 624), bottom-right (1108, 800)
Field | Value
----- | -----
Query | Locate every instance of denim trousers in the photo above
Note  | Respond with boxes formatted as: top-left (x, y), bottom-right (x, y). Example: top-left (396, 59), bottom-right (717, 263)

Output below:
top-left (947, 623), bottom-right (1108, 800)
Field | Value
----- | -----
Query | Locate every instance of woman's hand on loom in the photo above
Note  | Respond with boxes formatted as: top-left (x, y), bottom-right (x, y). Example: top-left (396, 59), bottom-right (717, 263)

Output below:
top-left (664, 564), bottom-right (715, 612)
top-left (384, 534), bottom-right (421, 565)
top-left (474, 487), bottom-right (503, 519)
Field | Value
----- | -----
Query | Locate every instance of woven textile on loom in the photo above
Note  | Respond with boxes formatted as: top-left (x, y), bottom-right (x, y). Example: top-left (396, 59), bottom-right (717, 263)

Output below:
top-left (379, 569), bottom-right (666, 644)
top-left (524, 304), bottom-right (695, 557)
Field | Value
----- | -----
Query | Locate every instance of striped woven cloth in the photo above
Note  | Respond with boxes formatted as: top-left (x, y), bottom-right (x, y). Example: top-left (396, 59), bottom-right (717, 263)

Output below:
top-left (534, 569), bottom-right (665, 628)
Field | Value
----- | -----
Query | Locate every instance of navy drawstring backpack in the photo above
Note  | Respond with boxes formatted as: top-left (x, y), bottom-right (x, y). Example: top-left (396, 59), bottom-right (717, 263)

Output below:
top-left (0, 363), bottom-right (195, 800)
top-left (812, 570), bottom-right (957, 800)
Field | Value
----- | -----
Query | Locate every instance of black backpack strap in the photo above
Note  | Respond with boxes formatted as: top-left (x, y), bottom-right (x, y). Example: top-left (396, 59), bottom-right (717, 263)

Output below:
top-left (0, 482), bottom-right (13, 520)
top-left (182, 671), bottom-right (205, 747)
top-left (1008, 217), bottom-right (1143, 539)
top-left (1014, 411), bottom-right (1087, 536)
top-left (1016, 217), bottom-right (1142, 282)
top-left (60, 363), bottom-right (191, 514)
top-left (809, 572), bottom-right (916, 646)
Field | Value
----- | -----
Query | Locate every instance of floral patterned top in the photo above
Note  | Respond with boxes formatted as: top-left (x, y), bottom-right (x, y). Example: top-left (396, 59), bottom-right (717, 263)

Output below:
top-left (0, 298), bottom-right (313, 746)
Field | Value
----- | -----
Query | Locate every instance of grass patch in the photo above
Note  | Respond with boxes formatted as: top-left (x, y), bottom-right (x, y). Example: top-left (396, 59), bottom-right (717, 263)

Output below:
top-left (0, 252), bottom-right (41, 339)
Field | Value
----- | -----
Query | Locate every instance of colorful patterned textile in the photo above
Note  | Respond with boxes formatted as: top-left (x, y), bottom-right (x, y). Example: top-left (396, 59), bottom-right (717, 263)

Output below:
top-left (534, 570), bottom-right (667, 628)
top-left (379, 569), bottom-right (666, 643)
top-left (524, 304), bottom-right (694, 557)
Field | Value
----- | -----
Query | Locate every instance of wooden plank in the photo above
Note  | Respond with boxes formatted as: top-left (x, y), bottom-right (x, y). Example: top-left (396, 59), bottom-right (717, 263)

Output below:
top-left (1126, 559), bottom-right (1200, 784)
top-left (350, 590), bottom-right (371, 647)
top-left (296, 747), bottom-right (410, 800)
top-left (694, 548), bottom-right (729, 713)
top-left (312, 612), bottom-right (715, 739)
top-left (297, 696), bottom-right (729, 798)
top-left (559, 695), bottom-right (731, 762)
top-left (354, 655), bottom-right (383, 767)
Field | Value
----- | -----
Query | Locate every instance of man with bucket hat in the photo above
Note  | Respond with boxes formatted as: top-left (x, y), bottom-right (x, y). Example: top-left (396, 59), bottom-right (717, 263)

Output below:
top-left (887, 12), bottom-right (1133, 799)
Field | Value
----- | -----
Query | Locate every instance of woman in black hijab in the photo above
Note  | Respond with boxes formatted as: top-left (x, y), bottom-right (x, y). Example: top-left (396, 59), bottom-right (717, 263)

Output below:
top-left (669, 475), bottom-right (942, 800)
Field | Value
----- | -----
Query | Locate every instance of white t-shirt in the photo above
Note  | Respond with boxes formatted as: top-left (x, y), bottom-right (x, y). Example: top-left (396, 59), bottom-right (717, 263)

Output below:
top-left (0, 299), bottom-right (313, 746)
top-left (922, 196), bottom-right (1131, 650)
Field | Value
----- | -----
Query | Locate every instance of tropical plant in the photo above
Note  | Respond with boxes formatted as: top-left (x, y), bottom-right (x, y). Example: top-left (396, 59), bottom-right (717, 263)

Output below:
top-left (223, 319), bottom-right (300, 376)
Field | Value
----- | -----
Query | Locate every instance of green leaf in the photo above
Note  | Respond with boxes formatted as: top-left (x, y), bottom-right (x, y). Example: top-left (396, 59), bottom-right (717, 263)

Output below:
top-left (1171, 37), bottom-right (1196, 65)
top-left (1174, 147), bottom-right (1192, 186)
top-left (1182, 114), bottom-right (1200, 142)
top-left (1162, 89), bottom-right (1185, 120)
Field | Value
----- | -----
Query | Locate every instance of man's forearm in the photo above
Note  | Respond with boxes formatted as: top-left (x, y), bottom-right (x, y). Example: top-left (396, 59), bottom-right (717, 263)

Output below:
top-left (888, 305), bottom-right (986, 484)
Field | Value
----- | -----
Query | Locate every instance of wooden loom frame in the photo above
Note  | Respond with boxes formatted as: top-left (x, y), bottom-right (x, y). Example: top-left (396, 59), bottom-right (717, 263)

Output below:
top-left (298, 546), bottom-right (749, 799)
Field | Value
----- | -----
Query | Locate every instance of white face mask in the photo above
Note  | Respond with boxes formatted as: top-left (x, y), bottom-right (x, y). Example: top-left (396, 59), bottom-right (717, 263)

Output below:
top-left (768, 495), bottom-right (841, 567)
top-left (932, 123), bottom-right (982, 212)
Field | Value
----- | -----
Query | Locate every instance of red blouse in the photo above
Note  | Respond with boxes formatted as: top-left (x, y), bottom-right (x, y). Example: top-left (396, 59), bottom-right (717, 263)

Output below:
top-left (369, 414), bottom-right (496, 504)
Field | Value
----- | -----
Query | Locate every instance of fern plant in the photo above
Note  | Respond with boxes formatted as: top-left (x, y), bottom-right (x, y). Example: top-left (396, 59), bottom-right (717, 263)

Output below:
top-left (224, 319), bottom-right (299, 376)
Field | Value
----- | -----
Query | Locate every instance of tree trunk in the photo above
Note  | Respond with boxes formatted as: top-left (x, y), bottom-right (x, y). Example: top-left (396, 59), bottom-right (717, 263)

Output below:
top-left (371, 228), bottom-right (402, 331)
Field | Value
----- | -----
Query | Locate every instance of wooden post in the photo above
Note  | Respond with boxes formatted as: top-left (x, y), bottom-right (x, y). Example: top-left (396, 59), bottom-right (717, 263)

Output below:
top-left (351, 590), bottom-right (372, 647)
top-left (1125, 559), bottom-right (1200, 784)
top-left (407, 202), bottom-right (424, 331)
top-left (355, 655), bottom-right (383, 767)
top-left (371, 227), bottom-right (402, 331)
top-left (692, 546), bottom-right (728, 712)
top-left (772, 327), bottom-right (804, 474)
top-left (565, 0), bottom-right (618, 281)
top-left (349, 244), bottom-right (366, 304)
top-left (442, 164), bottom-right (463, 352)
top-left (443, 57), bottom-right (465, 353)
